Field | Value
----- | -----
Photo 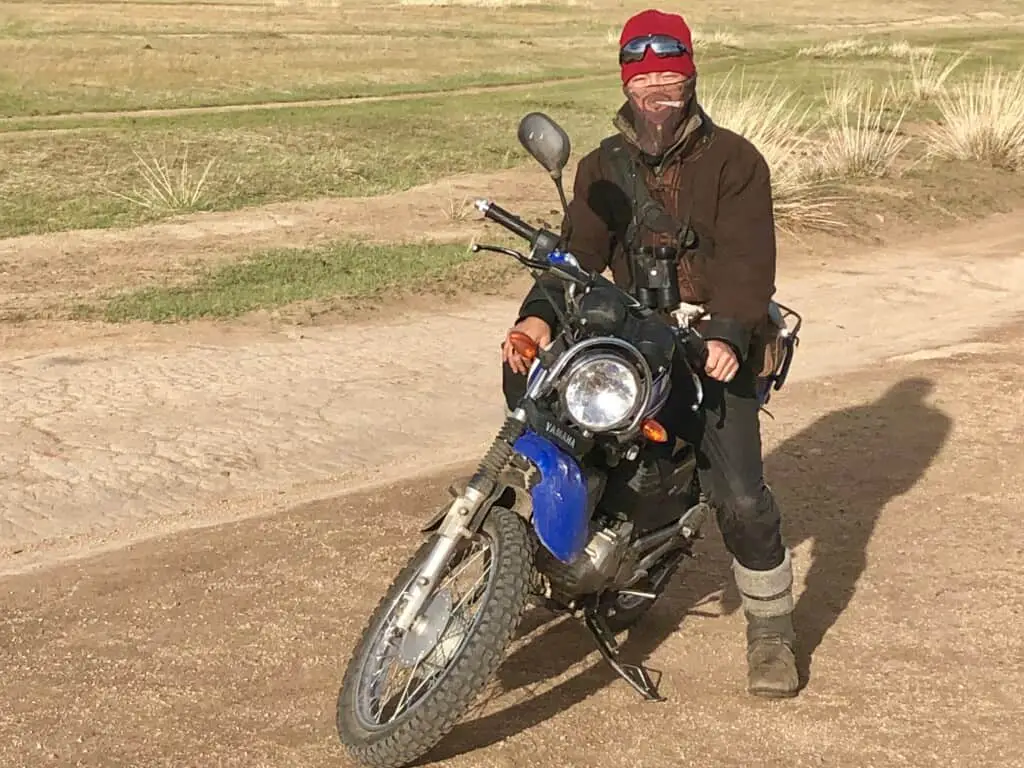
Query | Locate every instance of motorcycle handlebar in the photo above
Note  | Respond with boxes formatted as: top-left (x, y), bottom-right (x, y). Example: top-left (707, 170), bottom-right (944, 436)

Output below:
top-left (474, 199), bottom-right (538, 243)
top-left (474, 197), bottom-right (708, 368)
top-left (681, 331), bottom-right (709, 370)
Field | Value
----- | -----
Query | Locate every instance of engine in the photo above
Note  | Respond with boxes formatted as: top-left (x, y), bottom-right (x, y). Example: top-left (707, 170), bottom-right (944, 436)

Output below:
top-left (535, 514), bottom-right (639, 601)
top-left (532, 454), bottom-right (698, 603)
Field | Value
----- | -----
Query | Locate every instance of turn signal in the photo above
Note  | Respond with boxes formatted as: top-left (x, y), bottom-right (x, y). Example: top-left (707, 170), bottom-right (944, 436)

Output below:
top-left (641, 419), bottom-right (669, 443)
top-left (507, 330), bottom-right (539, 361)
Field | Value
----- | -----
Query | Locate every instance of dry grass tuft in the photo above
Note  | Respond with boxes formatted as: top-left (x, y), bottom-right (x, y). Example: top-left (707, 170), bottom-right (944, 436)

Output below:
top-left (702, 73), bottom-right (841, 232)
top-left (605, 26), bottom-right (743, 49)
top-left (439, 184), bottom-right (474, 221)
top-left (823, 73), bottom-right (869, 116)
top-left (816, 87), bottom-right (911, 179)
top-left (104, 146), bottom-right (216, 213)
top-left (796, 37), bottom-right (933, 60)
top-left (692, 28), bottom-right (745, 49)
top-left (901, 50), bottom-right (968, 100)
top-left (924, 64), bottom-right (1024, 169)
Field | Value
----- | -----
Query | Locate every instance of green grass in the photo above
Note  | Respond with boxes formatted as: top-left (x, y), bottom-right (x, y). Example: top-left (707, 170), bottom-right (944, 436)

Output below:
top-left (3, 0), bottom-right (1022, 117)
top-left (0, 41), bottom-right (903, 239)
top-left (0, 50), bottom-right (775, 238)
top-left (64, 155), bottom-right (1024, 324)
top-left (87, 240), bottom-right (513, 322)
top-left (0, 1), bottom-right (718, 117)
top-left (1, 25), bottom-right (1023, 239)
top-left (76, 160), bottom-right (1024, 324)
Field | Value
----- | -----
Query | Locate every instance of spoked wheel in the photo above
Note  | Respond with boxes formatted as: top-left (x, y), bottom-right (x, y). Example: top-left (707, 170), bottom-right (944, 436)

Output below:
top-left (336, 505), bottom-right (534, 768)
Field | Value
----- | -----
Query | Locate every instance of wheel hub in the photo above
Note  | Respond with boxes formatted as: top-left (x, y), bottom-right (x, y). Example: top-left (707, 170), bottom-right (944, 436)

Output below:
top-left (397, 589), bottom-right (453, 666)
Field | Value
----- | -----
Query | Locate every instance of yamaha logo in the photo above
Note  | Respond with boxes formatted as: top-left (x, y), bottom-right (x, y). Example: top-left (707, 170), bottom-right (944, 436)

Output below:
top-left (544, 420), bottom-right (577, 450)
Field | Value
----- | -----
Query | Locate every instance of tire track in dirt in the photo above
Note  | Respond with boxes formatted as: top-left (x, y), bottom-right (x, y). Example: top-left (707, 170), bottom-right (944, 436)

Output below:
top-left (0, 74), bottom-right (609, 132)
top-left (0, 52), bottom-right (766, 137)
top-left (1, 210), bottom-right (1022, 576)
top-left (0, 165), bottom-right (564, 317)
top-left (794, 9), bottom-right (1024, 30)
top-left (1, 333), bottom-right (1022, 768)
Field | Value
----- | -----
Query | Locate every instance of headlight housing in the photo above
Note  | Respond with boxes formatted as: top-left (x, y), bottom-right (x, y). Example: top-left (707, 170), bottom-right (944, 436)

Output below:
top-left (561, 353), bottom-right (642, 432)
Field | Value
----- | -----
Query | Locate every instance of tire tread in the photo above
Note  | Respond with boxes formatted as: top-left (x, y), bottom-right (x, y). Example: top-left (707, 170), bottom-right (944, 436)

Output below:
top-left (336, 506), bottom-right (534, 768)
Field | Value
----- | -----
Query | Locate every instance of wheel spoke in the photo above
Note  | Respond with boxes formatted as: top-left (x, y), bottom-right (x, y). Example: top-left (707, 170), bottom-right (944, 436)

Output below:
top-left (391, 652), bottom-right (427, 720)
top-left (356, 531), bottom-right (496, 728)
top-left (438, 542), bottom-right (487, 593)
top-left (448, 564), bottom-right (490, 620)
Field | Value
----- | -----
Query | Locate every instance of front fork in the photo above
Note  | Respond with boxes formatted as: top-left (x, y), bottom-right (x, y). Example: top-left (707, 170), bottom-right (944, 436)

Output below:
top-left (392, 410), bottom-right (529, 633)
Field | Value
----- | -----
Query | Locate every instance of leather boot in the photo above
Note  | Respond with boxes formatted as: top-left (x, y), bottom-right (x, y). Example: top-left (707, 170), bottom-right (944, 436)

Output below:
top-left (732, 550), bottom-right (800, 698)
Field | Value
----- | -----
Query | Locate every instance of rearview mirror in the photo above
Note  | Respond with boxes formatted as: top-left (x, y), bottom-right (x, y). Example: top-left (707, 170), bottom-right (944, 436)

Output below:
top-left (517, 112), bottom-right (571, 178)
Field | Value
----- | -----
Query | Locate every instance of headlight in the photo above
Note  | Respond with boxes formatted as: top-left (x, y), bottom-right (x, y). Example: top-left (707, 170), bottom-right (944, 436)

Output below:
top-left (562, 354), bottom-right (642, 432)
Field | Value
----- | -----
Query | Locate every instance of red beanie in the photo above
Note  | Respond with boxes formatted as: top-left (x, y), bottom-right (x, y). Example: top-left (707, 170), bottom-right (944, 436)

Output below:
top-left (619, 9), bottom-right (696, 85)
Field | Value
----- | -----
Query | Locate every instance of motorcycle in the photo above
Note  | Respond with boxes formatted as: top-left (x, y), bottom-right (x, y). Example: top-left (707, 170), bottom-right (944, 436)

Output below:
top-left (335, 112), bottom-right (802, 768)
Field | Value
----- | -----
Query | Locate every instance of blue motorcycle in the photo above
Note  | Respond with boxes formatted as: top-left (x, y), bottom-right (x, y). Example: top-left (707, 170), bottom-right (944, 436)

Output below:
top-left (335, 113), bottom-right (801, 768)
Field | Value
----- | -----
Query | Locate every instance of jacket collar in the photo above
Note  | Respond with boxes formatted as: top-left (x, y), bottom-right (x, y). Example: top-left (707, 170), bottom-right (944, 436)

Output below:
top-left (612, 101), bottom-right (715, 174)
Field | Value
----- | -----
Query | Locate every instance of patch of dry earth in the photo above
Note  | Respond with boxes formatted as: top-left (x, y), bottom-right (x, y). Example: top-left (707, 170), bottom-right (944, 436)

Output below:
top-left (0, 323), bottom-right (1021, 768)
top-left (0, 210), bottom-right (1022, 575)
top-left (0, 166), bottom-right (570, 317)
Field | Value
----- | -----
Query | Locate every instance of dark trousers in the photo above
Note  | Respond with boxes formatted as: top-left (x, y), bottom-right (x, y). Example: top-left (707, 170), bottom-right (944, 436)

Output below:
top-left (501, 355), bottom-right (785, 572)
top-left (658, 360), bottom-right (786, 571)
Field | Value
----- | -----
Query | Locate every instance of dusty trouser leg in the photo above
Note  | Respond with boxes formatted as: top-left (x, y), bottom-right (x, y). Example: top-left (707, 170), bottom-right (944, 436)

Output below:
top-left (691, 373), bottom-right (799, 698)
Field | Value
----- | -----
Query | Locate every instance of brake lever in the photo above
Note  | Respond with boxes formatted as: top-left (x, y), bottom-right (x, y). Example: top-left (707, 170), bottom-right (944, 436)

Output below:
top-left (676, 327), bottom-right (709, 371)
top-left (471, 243), bottom-right (548, 270)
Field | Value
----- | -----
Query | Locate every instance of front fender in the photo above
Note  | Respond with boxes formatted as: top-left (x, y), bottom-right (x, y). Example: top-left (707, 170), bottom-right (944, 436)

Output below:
top-left (513, 430), bottom-right (589, 564)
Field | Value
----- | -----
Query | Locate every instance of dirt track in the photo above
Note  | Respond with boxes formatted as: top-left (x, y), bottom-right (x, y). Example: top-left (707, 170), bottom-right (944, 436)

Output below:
top-left (0, 75), bottom-right (608, 129)
top-left (1, 199), bottom-right (1023, 767)
top-left (0, 165), bottom-right (562, 318)
top-left (2, 208), bottom-right (1023, 575)
top-left (2, 322), bottom-right (1022, 768)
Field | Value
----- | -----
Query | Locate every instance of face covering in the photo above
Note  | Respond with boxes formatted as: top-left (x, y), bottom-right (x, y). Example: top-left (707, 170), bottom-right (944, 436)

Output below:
top-left (624, 77), bottom-right (695, 158)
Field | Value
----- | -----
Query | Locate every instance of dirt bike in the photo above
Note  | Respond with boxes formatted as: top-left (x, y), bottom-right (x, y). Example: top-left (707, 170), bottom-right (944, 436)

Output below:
top-left (334, 112), bottom-right (802, 768)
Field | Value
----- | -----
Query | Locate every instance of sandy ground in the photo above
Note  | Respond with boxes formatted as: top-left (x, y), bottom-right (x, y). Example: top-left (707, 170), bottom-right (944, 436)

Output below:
top-left (0, 170), bottom-right (1022, 767)
top-left (1, 208), bottom-right (1022, 576)
top-left (1, 320), bottom-right (1022, 768)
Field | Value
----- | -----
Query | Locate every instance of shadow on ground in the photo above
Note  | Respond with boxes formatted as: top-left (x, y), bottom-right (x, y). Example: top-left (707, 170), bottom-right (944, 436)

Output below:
top-left (419, 376), bottom-right (952, 763)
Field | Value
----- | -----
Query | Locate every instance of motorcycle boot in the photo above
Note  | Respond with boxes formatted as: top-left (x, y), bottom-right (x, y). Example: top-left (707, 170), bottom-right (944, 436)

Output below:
top-left (732, 549), bottom-right (800, 698)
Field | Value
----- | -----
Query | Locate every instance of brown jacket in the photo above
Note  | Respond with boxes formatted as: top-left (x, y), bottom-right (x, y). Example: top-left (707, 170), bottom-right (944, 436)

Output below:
top-left (519, 103), bottom-right (777, 363)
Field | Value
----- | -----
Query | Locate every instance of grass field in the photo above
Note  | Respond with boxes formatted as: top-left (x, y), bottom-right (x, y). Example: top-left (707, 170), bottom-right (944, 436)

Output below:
top-left (80, 240), bottom-right (516, 322)
top-left (2, 0), bottom-right (1024, 321)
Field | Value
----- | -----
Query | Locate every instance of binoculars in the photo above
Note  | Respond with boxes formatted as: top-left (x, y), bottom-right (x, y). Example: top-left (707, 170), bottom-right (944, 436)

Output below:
top-left (632, 245), bottom-right (682, 313)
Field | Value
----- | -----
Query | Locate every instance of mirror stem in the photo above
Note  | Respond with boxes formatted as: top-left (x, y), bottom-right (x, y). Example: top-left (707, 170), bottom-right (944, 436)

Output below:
top-left (552, 172), bottom-right (569, 216)
top-left (551, 172), bottom-right (573, 249)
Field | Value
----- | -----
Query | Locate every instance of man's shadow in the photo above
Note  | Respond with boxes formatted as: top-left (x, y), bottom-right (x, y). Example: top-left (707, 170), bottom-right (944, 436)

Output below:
top-left (419, 376), bottom-right (951, 763)
top-left (771, 376), bottom-right (952, 684)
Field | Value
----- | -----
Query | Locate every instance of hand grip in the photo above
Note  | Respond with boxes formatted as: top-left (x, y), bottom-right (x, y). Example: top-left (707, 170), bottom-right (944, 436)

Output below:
top-left (683, 332), bottom-right (709, 370)
top-left (475, 199), bottom-right (538, 242)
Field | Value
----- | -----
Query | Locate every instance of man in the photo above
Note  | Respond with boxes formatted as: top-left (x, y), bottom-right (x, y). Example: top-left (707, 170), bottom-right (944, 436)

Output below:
top-left (500, 8), bottom-right (799, 698)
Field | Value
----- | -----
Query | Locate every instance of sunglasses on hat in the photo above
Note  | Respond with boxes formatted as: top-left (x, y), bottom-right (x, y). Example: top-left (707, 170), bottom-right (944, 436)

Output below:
top-left (619, 34), bottom-right (690, 66)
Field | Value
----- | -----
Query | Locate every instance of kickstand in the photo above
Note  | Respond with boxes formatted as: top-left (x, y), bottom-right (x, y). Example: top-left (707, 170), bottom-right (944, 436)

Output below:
top-left (583, 609), bottom-right (666, 703)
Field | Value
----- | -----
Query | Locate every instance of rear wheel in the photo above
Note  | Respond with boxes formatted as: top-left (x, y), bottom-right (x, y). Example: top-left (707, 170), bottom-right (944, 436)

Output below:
top-left (336, 505), bottom-right (534, 768)
top-left (600, 548), bottom-right (685, 633)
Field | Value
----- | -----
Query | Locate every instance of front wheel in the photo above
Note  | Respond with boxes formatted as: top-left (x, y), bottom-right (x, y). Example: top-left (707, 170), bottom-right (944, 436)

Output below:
top-left (336, 505), bottom-right (534, 768)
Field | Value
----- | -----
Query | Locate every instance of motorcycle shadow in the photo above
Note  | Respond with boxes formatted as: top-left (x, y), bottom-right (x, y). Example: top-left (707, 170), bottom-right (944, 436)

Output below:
top-left (414, 539), bottom-right (736, 765)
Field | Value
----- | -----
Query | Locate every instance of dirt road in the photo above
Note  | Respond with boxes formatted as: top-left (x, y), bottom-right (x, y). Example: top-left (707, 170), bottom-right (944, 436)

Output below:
top-left (2, 209), bottom-right (1022, 575)
top-left (2, 321), bottom-right (1022, 768)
